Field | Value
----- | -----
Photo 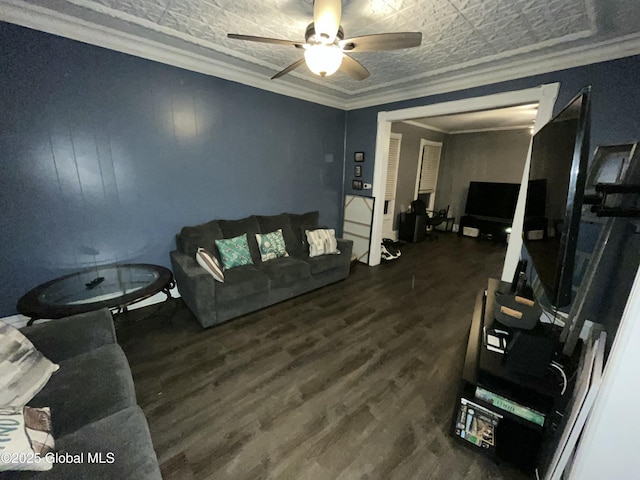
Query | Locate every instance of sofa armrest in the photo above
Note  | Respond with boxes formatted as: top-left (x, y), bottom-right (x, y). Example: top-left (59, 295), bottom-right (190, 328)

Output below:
top-left (170, 250), bottom-right (218, 328)
top-left (20, 308), bottom-right (117, 363)
top-left (337, 238), bottom-right (353, 261)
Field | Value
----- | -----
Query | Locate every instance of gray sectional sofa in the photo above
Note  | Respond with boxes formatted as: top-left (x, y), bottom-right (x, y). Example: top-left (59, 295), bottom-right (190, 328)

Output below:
top-left (170, 211), bottom-right (353, 328)
top-left (3, 309), bottom-right (161, 480)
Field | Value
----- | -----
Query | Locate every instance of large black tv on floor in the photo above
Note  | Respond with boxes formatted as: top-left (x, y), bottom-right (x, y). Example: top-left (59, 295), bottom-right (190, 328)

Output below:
top-left (524, 86), bottom-right (592, 308)
top-left (465, 182), bottom-right (520, 219)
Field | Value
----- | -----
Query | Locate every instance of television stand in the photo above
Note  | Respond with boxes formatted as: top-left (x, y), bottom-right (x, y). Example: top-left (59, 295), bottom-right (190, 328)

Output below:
top-left (459, 215), bottom-right (511, 241)
top-left (459, 215), bottom-right (548, 242)
top-left (450, 278), bottom-right (575, 473)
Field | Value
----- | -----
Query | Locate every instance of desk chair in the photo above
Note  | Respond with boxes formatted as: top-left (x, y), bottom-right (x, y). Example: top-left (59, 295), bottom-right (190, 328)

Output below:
top-left (411, 201), bottom-right (449, 241)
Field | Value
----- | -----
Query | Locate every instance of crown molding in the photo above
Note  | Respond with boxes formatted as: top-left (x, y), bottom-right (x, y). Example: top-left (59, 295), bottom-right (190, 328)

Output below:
top-left (343, 32), bottom-right (640, 110)
top-left (2, 0), bottom-right (640, 112)
top-left (0, 0), bottom-right (345, 110)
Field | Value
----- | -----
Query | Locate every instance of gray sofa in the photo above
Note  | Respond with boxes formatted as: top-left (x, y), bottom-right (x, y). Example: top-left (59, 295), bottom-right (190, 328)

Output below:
top-left (170, 211), bottom-right (353, 328)
top-left (2, 309), bottom-right (161, 480)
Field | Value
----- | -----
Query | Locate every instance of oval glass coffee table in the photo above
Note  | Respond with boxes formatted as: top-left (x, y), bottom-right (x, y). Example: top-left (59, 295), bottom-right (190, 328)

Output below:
top-left (17, 263), bottom-right (174, 325)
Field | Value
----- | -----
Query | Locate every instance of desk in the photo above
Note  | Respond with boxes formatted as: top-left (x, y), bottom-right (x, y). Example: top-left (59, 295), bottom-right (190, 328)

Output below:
top-left (451, 278), bottom-right (569, 472)
top-left (17, 263), bottom-right (174, 325)
top-left (398, 212), bottom-right (427, 242)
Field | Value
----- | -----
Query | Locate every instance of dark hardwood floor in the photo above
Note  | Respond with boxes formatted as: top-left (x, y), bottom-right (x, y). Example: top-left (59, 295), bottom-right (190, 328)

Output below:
top-left (119, 234), bottom-right (531, 480)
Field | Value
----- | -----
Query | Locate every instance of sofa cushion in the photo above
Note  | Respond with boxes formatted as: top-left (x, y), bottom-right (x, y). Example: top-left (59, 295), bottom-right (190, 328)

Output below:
top-left (0, 321), bottom-right (59, 408)
top-left (255, 257), bottom-right (310, 287)
top-left (21, 309), bottom-right (116, 364)
top-left (256, 213), bottom-right (298, 253)
top-left (215, 265), bottom-right (270, 304)
top-left (178, 220), bottom-right (224, 258)
top-left (28, 345), bottom-right (136, 438)
top-left (218, 216), bottom-right (262, 264)
top-left (44, 406), bottom-right (162, 480)
top-left (289, 211), bottom-right (319, 251)
top-left (292, 250), bottom-right (346, 275)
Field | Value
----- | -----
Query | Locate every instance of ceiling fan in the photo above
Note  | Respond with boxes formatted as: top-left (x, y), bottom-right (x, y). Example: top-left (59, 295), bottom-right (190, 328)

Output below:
top-left (227, 0), bottom-right (422, 80)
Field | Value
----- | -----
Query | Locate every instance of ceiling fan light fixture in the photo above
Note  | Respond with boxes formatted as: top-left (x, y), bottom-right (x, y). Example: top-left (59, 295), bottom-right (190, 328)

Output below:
top-left (304, 44), bottom-right (343, 77)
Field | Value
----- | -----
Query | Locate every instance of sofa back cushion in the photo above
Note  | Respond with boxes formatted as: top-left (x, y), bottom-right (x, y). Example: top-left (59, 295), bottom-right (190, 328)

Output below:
top-left (177, 220), bottom-right (224, 258)
top-left (289, 211), bottom-right (320, 251)
top-left (256, 213), bottom-right (298, 254)
top-left (218, 216), bottom-right (262, 264)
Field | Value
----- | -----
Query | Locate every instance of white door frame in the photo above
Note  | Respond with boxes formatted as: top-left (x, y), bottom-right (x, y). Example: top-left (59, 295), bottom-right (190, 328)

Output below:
top-left (370, 83), bottom-right (561, 275)
top-left (414, 139), bottom-right (444, 211)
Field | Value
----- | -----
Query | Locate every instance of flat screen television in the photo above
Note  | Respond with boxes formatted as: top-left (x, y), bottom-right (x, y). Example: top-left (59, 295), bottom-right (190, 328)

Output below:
top-left (465, 180), bottom-right (546, 220)
top-left (465, 181), bottom-right (520, 219)
top-left (524, 86), bottom-right (592, 308)
top-left (525, 179), bottom-right (547, 218)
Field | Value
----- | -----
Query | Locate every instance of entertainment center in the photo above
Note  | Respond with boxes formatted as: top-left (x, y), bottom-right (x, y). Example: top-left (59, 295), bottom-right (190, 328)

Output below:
top-left (450, 87), bottom-right (601, 477)
top-left (452, 278), bottom-right (572, 471)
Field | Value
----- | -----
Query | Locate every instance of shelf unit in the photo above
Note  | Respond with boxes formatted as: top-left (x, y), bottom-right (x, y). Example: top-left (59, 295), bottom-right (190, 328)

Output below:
top-left (451, 278), bottom-right (568, 472)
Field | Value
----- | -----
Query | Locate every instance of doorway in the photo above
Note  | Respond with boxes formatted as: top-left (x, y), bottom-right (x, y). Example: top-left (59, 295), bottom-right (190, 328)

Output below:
top-left (415, 139), bottom-right (443, 212)
top-left (369, 83), bottom-right (561, 283)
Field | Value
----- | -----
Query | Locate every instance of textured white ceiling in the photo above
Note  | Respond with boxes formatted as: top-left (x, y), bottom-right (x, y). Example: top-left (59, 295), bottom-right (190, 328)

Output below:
top-left (3, 0), bottom-right (640, 108)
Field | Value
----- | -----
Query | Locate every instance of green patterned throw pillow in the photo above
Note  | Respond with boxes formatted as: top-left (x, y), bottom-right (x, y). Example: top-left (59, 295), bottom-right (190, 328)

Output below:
top-left (215, 234), bottom-right (254, 270)
top-left (255, 229), bottom-right (289, 262)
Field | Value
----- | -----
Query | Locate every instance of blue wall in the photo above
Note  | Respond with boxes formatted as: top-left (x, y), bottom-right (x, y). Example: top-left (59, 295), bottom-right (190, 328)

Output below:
top-left (0, 23), bottom-right (346, 316)
top-left (344, 55), bottom-right (640, 196)
top-left (2, 18), bottom-right (639, 319)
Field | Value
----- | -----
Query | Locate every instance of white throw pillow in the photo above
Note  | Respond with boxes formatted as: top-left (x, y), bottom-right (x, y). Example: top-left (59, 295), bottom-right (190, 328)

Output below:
top-left (305, 228), bottom-right (340, 257)
top-left (0, 322), bottom-right (59, 407)
top-left (0, 407), bottom-right (55, 471)
top-left (195, 247), bottom-right (225, 282)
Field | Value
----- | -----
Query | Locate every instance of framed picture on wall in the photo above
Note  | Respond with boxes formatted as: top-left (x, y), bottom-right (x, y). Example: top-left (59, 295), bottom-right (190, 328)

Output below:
top-left (352, 179), bottom-right (363, 190)
top-left (354, 151), bottom-right (365, 162)
top-left (354, 165), bottom-right (362, 177)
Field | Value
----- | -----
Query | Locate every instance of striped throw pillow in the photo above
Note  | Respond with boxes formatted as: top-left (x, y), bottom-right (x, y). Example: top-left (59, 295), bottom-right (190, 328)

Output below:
top-left (195, 248), bottom-right (225, 283)
top-left (305, 228), bottom-right (340, 257)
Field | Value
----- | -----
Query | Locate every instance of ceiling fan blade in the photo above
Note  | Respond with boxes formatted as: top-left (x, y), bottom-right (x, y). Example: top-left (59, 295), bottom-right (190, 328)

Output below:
top-left (340, 32), bottom-right (422, 52)
top-left (340, 54), bottom-right (370, 81)
top-left (271, 58), bottom-right (306, 80)
top-left (314, 0), bottom-right (342, 43)
top-left (227, 34), bottom-right (304, 48)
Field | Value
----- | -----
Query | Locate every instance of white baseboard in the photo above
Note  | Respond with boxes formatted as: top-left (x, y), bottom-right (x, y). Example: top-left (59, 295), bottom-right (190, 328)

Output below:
top-left (1, 286), bottom-right (181, 329)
